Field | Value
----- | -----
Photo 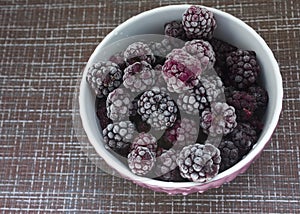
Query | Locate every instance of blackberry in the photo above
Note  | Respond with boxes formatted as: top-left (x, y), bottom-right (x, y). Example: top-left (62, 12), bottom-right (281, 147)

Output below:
top-left (200, 74), bottom-right (225, 103)
top-left (163, 48), bottom-right (202, 93)
top-left (124, 41), bottom-right (155, 65)
top-left (182, 5), bottom-right (217, 40)
top-left (248, 85), bottom-right (268, 113)
top-left (218, 140), bottom-right (240, 172)
top-left (183, 39), bottom-right (216, 71)
top-left (154, 148), bottom-right (178, 177)
top-left (106, 87), bottom-right (132, 121)
top-left (103, 121), bottom-right (136, 157)
top-left (109, 51), bottom-right (126, 70)
top-left (137, 87), bottom-right (178, 130)
top-left (163, 117), bottom-right (199, 150)
top-left (227, 122), bottom-right (257, 156)
top-left (176, 143), bottom-right (221, 182)
top-left (128, 146), bottom-right (156, 176)
top-left (164, 20), bottom-right (186, 40)
top-left (200, 102), bottom-right (237, 137)
top-left (210, 38), bottom-right (237, 66)
top-left (148, 38), bottom-right (173, 65)
top-left (123, 61), bottom-right (156, 93)
top-left (226, 50), bottom-right (260, 89)
top-left (226, 90), bottom-right (257, 121)
top-left (130, 132), bottom-right (158, 155)
top-left (177, 92), bottom-right (203, 115)
top-left (86, 61), bottom-right (123, 98)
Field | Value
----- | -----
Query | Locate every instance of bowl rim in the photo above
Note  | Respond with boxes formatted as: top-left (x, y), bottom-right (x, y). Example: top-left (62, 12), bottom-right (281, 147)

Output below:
top-left (79, 4), bottom-right (283, 189)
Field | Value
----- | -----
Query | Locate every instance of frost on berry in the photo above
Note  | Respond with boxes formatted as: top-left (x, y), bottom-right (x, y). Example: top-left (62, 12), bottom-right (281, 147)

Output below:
top-left (128, 146), bottom-right (156, 175)
top-left (123, 61), bottom-right (156, 93)
top-left (176, 143), bottom-right (221, 182)
top-left (200, 102), bottom-right (237, 137)
top-left (106, 87), bottom-right (133, 121)
top-left (86, 61), bottom-right (123, 98)
top-left (124, 41), bottom-right (155, 65)
top-left (183, 39), bottom-right (216, 71)
top-left (162, 49), bottom-right (202, 93)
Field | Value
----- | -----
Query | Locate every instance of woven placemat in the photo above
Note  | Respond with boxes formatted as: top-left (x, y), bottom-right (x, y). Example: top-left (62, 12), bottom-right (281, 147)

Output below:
top-left (0, 0), bottom-right (299, 213)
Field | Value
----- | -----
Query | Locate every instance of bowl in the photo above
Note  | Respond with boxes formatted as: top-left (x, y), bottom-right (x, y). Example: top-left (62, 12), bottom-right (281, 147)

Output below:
top-left (78, 5), bottom-right (283, 194)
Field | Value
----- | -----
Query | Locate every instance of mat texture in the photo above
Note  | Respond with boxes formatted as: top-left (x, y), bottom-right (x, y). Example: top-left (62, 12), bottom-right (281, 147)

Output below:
top-left (0, 0), bottom-right (300, 213)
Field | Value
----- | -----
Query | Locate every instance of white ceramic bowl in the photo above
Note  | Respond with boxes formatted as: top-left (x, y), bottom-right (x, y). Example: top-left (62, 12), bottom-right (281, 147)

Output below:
top-left (79, 5), bottom-right (283, 194)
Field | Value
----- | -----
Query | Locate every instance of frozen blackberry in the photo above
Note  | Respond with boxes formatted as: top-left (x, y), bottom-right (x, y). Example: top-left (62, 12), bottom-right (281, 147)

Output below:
top-left (177, 92), bottom-right (202, 115)
top-left (183, 39), bottom-right (216, 71)
top-left (163, 117), bottom-right (199, 150)
top-left (226, 50), bottom-right (260, 89)
top-left (210, 38), bottom-right (237, 66)
top-left (123, 61), bottom-right (156, 93)
top-left (200, 74), bottom-right (225, 103)
top-left (131, 132), bottom-right (158, 155)
top-left (182, 5), bottom-right (217, 40)
top-left (163, 48), bottom-right (202, 93)
top-left (178, 81), bottom-right (210, 115)
top-left (128, 146), bottom-right (156, 176)
top-left (248, 85), bottom-right (268, 113)
top-left (200, 102), bottom-right (237, 137)
top-left (124, 41), bottom-right (155, 65)
top-left (176, 143), bottom-right (221, 182)
top-left (96, 97), bottom-right (112, 128)
top-left (226, 90), bottom-right (257, 121)
top-left (103, 121), bottom-right (136, 157)
top-left (218, 140), bottom-right (240, 172)
top-left (109, 51), bottom-right (126, 70)
top-left (106, 87), bottom-right (133, 121)
top-left (148, 38), bottom-right (173, 65)
top-left (86, 61), bottom-right (123, 98)
top-left (227, 122), bottom-right (257, 156)
top-left (154, 148), bottom-right (178, 177)
top-left (164, 20), bottom-right (186, 40)
top-left (137, 87), bottom-right (178, 130)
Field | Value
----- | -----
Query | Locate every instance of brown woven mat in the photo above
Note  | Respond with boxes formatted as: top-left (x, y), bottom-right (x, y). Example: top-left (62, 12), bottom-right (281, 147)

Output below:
top-left (1, 0), bottom-right (299, 213)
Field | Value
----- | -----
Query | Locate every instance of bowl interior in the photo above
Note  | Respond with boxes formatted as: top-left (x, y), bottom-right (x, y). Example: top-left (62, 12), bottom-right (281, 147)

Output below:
top-left (79, 5), bottom-right (283, 190)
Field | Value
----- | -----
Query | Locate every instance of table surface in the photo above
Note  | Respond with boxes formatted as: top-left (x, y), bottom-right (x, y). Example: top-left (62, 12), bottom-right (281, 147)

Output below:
top-left (1, 0), bottom-right (299, 213)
